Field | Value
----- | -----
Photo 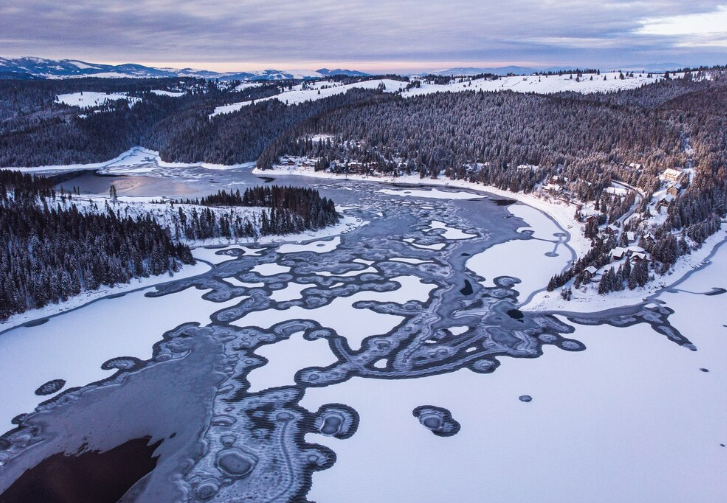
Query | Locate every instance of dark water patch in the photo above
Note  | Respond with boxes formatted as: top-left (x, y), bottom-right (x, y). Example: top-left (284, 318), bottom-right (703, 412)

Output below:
top-left (493, 198), bottom-right (516, 206)
top-left (34, 379), bottom-right (66, 396)
top-left (460, 280), bottom-right (473, 296)
top-left (700, 368), bottom-right (709, 373)
top-left (22, 318), bottom-right (49, 328)
top-left (507, 309), bottom-right (524, 321)
top-left (519, 395), bottom-right (532, 403)
top-left (461, 252), bottom-right (470, 256)
top-left (257, 177), bottom-right (275, 183)
top-left (0, 437), bottom-right (161, 503)
top-left (92, 172), bottom-right (125, 178)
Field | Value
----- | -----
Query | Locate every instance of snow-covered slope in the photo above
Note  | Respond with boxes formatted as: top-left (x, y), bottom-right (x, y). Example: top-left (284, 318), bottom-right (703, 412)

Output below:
top-left (56, 91), bottom-right (140, 108)
top-left (210, 72), bottom-right (686, 118)
top-left (404, 72), bottom-right (675, 97)
top-left (210, 79), bottom-right (408, 117)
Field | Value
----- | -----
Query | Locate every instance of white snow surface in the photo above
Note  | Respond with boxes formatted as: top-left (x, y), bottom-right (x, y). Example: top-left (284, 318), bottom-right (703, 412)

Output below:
top-left (427, 220), bottom-right (476, 240)
top-left (467, 237), bottom-right (569, 304)
top-left (0, 284), bottom-right (239, 431)
top-left (150, 90), bottom-right (186, 97)
top-left (232, 276), bottom-right (436, 349)
top-left (301, 280), bottom-right (727, 503)
top-left (277, 237), bottom-right (341, 254)
top-left (0, 261), bottom-right (210, 334)
top-left (210, 79), bottom-right (408, 118)
top-left (246, 332), bottom-right (336, 393)
top-left (403, 72), bottom-right (675, 98)
top-left (379, 188), bottom-right (485, 200)
top-left (250, 263), bottom-right (291, 276)
top-left (56, 92), bottom-right (140, 108)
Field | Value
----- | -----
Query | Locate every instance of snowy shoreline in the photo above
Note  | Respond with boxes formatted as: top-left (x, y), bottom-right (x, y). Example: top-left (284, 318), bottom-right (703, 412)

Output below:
top-left (253, 166), bottom-right (591, 255)
top-left (0, 146), bottom-right (254, 173)
top-left (0, 210), bottom-right (366, 334)
top-left (0, 261), bottom-right (212, 335)
top-left (253, 165), bottom-right (727, 312)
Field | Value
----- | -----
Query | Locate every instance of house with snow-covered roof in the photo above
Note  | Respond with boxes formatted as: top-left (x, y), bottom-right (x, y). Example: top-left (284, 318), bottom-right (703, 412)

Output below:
top-left (662, 168), bottom-right (682, 182)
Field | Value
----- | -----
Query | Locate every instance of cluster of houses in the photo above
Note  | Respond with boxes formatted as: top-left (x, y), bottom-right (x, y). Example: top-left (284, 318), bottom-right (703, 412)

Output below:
top-left (277, 155), bottom-right (388, 176)
top-left (582, 245), bottom-right (648, 282)
top-left (655, 168), bottom-right (687, 211)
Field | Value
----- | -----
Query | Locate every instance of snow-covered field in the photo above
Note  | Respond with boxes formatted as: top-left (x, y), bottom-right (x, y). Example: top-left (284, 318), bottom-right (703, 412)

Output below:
top-left (210, 79), bottom-right (409, 117)
top-left (403, 72), bottom-right (676, 97)
top-left (150, 89), bottom-right (186, 97)
top-left (211, 72), bottom-right (688, 119)
top-left (56, 91), bottom-right (140, 108)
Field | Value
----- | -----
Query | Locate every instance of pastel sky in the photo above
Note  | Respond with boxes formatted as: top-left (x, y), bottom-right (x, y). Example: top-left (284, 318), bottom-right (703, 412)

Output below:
top-left (1, 0), bottom-right (726, 72)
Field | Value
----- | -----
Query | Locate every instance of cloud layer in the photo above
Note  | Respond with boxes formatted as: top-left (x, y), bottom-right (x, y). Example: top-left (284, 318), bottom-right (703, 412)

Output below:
top-left (1, 0), bottom-right (726, 71)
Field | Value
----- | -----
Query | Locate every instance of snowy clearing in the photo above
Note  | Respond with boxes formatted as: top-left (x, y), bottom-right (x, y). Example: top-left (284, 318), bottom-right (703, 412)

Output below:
top-left (150, 90), bottom-right (186, 97)
top-left (403, 72), bottom-right (678, 98)
top-left (56, 92), bottom-right (140, 108)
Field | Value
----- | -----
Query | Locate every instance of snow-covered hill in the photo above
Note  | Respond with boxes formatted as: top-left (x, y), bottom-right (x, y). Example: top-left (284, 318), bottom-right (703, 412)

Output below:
top-left (404, 72), bottom-right (679, 97)
top-left (210, 72), bottom-right (691, 118)
top-left (210, 79), bottom-right (408, 117)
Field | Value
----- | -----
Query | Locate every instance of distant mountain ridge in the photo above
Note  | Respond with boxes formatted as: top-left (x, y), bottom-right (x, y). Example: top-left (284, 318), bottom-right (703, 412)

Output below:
top-left (430, 63), bottom-right (687, 77)
top-left (0, 57), bottom-right (369, 81)
top-left (0, 56), bottom-right (689, 81)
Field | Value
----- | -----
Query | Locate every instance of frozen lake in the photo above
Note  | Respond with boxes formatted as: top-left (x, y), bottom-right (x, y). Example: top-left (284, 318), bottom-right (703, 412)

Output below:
top-left (1, 161), bottom-right (725, 503)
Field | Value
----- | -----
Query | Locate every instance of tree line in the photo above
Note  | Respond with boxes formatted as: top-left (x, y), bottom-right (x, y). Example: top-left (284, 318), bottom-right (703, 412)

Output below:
top-left (0, 171), bottom-right (194, 320)
top-left (166, 186), bottom-right (339, 240)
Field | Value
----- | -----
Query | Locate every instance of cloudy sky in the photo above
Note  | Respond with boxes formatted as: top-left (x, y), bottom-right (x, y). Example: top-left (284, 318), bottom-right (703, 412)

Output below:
top-left (1, 0), bottom-right (726, 72)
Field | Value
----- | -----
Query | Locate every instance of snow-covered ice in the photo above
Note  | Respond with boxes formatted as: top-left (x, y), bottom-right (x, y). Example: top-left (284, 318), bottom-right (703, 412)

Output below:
top-left (277, 237), bottom-right (341, 254)
top-left (427, 220), bottom-right (476, 240)
top-left (232, 276), bottom-right (436, 349)
top-left (0, 286), bottom-right (240, 430)
top-left (467, 238), bottom-right (569, 304)
top-left (379, 188), bottom-right (485, 200)
top-left (301, 243), bottom-right (727, 503)
top-left (251, 263), bottom-right (291, 276)
top-left (246, 332), bottom-right (337, 393)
